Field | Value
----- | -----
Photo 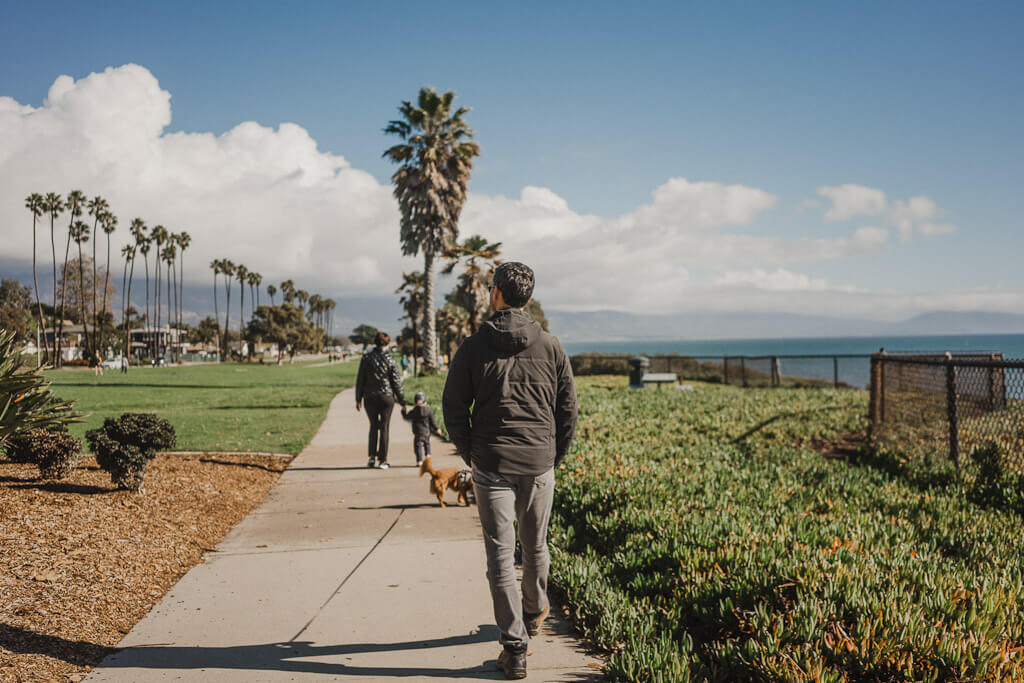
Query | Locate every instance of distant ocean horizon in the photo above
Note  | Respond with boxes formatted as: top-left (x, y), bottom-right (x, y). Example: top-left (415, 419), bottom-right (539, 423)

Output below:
top-left (561, 333), bottom-right (1024, 389)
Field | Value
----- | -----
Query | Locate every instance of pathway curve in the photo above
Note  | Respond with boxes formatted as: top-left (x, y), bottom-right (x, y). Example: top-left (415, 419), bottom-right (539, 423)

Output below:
top-left (87, 389), bottom-right (601, 681)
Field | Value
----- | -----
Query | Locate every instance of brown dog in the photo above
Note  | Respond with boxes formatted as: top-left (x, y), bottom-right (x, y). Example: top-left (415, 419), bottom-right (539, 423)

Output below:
top-left (419, 456), bottom-right (473, 508)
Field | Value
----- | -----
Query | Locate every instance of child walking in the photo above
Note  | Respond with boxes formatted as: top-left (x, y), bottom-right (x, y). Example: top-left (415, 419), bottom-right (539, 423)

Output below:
top-left (401, 392), bottom-right (442, 465)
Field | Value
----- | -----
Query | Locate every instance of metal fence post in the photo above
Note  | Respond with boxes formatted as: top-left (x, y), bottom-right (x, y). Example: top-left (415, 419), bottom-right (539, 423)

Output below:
top-left (833, 356), bottom-right (839, 388)
top-left (945, 354), bottom-right (959, 469)
top-left (741, 357), bottom-right (748, 387)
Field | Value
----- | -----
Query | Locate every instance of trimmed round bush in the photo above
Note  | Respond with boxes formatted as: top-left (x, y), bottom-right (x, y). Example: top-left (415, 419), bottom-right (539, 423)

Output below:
top-left (8, 428), bottom-right (83, 479)
top-left (86, 413), bottom-right (176, 492)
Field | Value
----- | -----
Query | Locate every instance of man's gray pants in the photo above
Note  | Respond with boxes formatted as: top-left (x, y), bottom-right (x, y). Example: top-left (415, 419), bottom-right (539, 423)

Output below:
top-left (472, 465), bottom-right (555, 649)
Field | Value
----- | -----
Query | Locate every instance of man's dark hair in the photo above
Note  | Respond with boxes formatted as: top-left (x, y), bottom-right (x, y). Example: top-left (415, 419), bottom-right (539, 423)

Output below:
top-left (492, 262), bottom-right (534, 308)
top-left (374, 331), bottom-right (391, 348)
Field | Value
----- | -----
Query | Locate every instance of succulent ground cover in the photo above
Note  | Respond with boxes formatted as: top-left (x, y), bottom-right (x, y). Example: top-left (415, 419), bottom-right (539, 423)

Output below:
top-left (0, 451), bottom-right (289, 682)
top-left (551, 377), bottom-right (1024, 682)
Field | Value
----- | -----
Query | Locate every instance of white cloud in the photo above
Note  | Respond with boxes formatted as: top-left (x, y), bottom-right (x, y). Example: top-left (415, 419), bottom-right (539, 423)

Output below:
top-left (818, 184), bottom-right (888, 221)
top-left (853, 226), bottom-right (889, 247)
top-left (714, 268), bottom-right (828, 291)
top-left (0, 64), bottom-right (964, 319)
top-left (817, 184), bottom-right (954, 242)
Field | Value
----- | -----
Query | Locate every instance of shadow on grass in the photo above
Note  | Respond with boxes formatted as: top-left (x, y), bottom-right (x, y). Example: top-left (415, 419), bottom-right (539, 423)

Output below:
top-left (48, 382), bottom-right (254, 390)
top-left (731, 406), bottom-right (847, 444)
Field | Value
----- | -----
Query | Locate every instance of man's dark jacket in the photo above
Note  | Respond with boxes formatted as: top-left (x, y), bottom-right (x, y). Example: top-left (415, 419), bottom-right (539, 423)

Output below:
top-left (355, 348), bottom-right (406, 405)
top-left (402, 405), bottom-right (440, 440)
top-left (442, 308), bottom-right (577, 476)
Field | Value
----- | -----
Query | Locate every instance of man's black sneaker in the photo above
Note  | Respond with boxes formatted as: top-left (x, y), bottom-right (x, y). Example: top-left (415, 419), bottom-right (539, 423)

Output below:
top-left (525, 605), bottom-right (549, 636)
top-left (366, 457), bottom-right (376, 468)
top-left (496, 646), bottom-right (527, 680)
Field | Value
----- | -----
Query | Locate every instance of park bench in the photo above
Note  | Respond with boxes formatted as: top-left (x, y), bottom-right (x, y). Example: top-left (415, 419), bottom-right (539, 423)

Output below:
top-left (641, 372), bottom-right (678, 389)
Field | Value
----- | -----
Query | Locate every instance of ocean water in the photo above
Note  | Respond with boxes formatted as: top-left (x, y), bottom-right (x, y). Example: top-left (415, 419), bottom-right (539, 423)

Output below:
top-left (562, 334), bottom-right (1024, 389)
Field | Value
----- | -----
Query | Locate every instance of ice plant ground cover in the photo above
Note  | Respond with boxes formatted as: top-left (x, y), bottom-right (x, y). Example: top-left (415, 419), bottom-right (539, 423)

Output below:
top-left (408, 374), bottom-right (1024, 682)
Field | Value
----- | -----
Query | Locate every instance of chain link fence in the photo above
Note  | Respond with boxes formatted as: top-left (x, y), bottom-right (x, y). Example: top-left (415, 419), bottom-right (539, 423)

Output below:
top-left (868, 352), bottom-right (1024, 470)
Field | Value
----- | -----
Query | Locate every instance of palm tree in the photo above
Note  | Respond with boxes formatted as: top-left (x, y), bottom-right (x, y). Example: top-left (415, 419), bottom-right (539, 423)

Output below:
top-left (220, 260), bottom-right (236, 358)
top-left (25, 194), bottom-right (46, 365)
top-left (266, 284), bottom-right (277, 306)
top-left (120, 243), bottom-right (135, 361)
top-left (98, 211), bottom-right (118, 354)
top-left (444, 234), bottom-right (503, 334)
top-left (162, 243), bottom-right (177, 363)
top-left (69, 220), bottom-right (91, 354)
top-left (210, 260), bottom-right (222, 360)
top-left (396, 271), bottom-right (426, 375)
top-left (57, 190), bottom-right (87, 364)
top-left (58, 191), bottom-right (87, 362)
top-left (87, 195), bottom-right (109, 351)
top-left (42, 193), bottom-right (64, 364)
top-left (234, 264), bottom-right (249, 345)
top-left (309, 294), bottom-right (322, 329)
top-left (280, 279), bottom-right (296, 304)
top-left (175, 232), bottom-right (191, 359)
top-left (248, 271), bottom-right (262, 312)
top-left (384, 87), bottom-right (480, 372)
top-left (127, 218), bottom-right (147, 360)
top-left (296, 289), bottom-right (309, 319)
top-left (137, 234), bottom-right (152, 360)
top-left (149, 225), bottom-right (169, 357)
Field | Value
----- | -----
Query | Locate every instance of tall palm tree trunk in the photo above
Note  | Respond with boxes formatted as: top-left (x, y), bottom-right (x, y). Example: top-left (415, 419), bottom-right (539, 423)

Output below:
top-left (238, 279), bottom-right (245, 357)
top-left (56, 223), bottom-right (74, 365)
top-left (100, 231), bottom-right (112, 355)
top-left (212, 270), bottom-right (220, 361)
top-left (49, 215), bottom-right (58, 365)
top-left (223, 279), bottom-right (232, 360)
top-left (76, 239), bottom-right (89, 357)
top-left (120, 254), bottom-right (129, 361)
top-left (31, 213), bottom-right (46, 366)
top-left (125, 253), bottom-right (136, 365)
top-left (143, 257), bottom-right (151, 361)
top-left (167, 259), bottom-right (174, 363)
top-left (91, 218), bottom-right (99, 352)
top-left (422, 248), bottom-right (438, 372)
top-left (153, 248), bottom-right (161, 360)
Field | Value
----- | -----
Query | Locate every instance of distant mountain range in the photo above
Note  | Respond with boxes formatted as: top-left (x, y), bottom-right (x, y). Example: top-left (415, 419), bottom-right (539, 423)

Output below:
top-left (545, 310), bottom-right (1024, 342)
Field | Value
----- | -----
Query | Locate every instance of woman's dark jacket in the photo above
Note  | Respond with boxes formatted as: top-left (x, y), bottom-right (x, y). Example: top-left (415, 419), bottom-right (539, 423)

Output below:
top-left (355, 348), bottom-right (406, 405)
top-left (442, 308), bottom-right (578, 476)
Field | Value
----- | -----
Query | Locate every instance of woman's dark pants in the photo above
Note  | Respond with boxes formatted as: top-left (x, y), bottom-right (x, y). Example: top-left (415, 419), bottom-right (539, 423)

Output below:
top-left (364, 393), bottom-right (395, 463)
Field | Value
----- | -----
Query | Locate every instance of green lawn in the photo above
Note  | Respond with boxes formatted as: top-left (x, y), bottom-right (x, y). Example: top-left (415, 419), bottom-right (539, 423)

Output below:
top-left (411, 374), bottom-right (1024, 682)
top-left (46, 361), bottom-right (358, 454)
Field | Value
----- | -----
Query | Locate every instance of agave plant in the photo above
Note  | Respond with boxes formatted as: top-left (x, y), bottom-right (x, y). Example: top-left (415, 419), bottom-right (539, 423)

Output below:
top-left (0, 330), bottom-right (78, 449)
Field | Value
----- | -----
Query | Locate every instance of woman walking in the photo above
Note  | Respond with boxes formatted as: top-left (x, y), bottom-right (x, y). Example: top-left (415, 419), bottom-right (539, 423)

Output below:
top-left (355, 332), bottom-right (406, 469)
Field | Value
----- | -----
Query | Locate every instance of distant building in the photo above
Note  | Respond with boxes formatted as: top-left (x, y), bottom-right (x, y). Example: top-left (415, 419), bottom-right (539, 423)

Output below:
top-left (128, 326), bottom-right (184, 360)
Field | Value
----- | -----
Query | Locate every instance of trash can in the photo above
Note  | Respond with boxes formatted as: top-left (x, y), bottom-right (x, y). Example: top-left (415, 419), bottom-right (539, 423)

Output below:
top-left (629, 356), bottom-right (650, 388)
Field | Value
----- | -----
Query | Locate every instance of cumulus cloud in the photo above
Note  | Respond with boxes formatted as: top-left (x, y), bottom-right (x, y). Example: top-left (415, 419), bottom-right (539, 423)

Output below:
top-left (714, 268), bottom-right (828, 291)
top-left (0, 64), bottom-right (961, 318)
top-left (817, 184), bottom-right (954, 242)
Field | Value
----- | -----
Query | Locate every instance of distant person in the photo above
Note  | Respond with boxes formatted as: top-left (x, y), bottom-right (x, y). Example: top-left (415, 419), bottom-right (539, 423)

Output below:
top-left (443, 262), bottom-right (577, 680)
top-left (355, 333), bottom-right (406, 469)
top-left (401, 392), bottom-right (442, 466)
top-left (120, 355), bottom-right (128, 374)
top-left (93, 351), bottom-right (103, 376)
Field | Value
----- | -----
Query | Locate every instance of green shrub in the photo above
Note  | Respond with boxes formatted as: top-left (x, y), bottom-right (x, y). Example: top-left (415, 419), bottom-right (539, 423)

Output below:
top-left (0, 329), bottom-right (78, 451)
top-left (8, 427), bottom-right (82, 478)
top-left (86, 413), bottom-right (176, 492)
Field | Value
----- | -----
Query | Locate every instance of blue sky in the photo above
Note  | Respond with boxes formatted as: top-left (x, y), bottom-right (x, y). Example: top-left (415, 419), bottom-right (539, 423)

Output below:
top-left (1, 0), bottom-right (1022, 319)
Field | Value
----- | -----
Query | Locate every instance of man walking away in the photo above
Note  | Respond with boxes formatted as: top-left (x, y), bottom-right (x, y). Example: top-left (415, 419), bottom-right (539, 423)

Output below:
top-left (443, 262), bottom-right (577, 679)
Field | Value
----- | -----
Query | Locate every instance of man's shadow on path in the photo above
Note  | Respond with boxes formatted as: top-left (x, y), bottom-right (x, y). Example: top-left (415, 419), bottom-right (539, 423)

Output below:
top-left (10, 622), bottom-right (597, 680)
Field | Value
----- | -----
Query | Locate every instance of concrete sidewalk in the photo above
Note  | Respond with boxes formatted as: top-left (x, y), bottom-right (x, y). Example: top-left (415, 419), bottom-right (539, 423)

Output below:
top-left (87, 389), bottom-right (601, 682)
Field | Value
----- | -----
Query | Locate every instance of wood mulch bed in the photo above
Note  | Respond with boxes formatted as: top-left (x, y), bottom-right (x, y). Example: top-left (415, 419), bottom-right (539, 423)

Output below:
top-left (0, 451), bottom-right (291, 682)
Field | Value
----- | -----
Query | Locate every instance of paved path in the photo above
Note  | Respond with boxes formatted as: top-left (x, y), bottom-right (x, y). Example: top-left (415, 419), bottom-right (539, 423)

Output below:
top-left (87, 389), bottom-right (601, 681)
